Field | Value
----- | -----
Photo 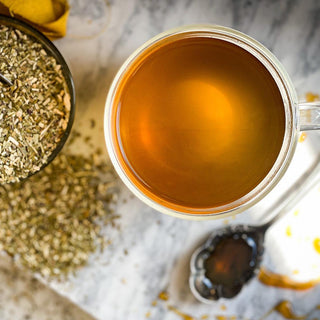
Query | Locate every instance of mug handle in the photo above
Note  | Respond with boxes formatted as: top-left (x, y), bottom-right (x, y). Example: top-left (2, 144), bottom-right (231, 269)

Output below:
top-left (299, 102), bottom-right (320, 131)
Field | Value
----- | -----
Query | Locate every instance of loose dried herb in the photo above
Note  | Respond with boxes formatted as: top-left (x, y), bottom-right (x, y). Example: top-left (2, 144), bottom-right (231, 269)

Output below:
top-left (0, 25), bottom-right (70, 184)
top-left (0, 152), bottom-right (118, 278)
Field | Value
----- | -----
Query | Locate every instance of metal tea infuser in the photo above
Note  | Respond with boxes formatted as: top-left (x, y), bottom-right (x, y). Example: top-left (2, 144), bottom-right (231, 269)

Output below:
top-left (190, 158), bottom-right (320, 302)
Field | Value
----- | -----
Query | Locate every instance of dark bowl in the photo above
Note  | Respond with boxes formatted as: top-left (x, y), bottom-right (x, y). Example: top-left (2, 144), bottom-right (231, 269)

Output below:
top-left (0, 14), bottom-right (75, 181)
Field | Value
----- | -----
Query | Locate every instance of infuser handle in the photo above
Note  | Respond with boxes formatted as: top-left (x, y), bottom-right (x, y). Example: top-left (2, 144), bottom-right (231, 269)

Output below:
top-left (261, 158), bottom-right (320, 230)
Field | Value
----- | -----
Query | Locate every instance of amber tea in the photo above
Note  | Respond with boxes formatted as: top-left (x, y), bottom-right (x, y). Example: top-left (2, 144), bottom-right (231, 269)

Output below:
top-left (111, 36), bottom-right (285, 211)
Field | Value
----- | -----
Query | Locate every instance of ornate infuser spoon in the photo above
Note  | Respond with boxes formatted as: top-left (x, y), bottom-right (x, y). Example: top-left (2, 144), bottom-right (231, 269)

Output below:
top-left (190, 158), bottom-right (320, 302)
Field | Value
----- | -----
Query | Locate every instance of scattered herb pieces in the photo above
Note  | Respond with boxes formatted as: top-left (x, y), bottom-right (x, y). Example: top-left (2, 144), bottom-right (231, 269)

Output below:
top-left (306, 92), bottom-right (319, 102)
top-left (0, 152), bottom-right (118, 278)
top-left (158, 291), bottom-right (169, 301)
top-left (314, 238), bottom-right (320, 254)
top-left (0, 25), bottom-right (71, 183)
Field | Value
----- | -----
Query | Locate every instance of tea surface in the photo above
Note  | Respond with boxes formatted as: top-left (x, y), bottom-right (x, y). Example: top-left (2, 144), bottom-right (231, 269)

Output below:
top-left (115, 37), bottom-right (285, 209)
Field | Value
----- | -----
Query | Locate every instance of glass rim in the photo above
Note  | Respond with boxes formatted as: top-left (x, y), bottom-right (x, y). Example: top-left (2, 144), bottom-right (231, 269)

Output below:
top-left (104, 24), bottom-right (298, 220)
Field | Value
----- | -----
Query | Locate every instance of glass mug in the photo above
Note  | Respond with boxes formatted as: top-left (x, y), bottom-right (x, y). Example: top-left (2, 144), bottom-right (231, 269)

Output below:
top-left (104, 25), bottom-right (320, 220)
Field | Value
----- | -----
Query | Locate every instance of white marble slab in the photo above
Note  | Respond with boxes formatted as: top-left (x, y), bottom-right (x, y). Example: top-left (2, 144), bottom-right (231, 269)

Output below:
top-left (45, 0), bottom-right (320, 319)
